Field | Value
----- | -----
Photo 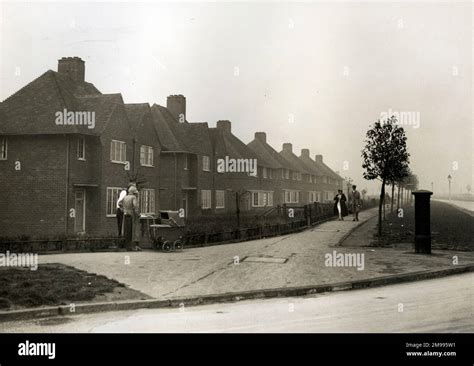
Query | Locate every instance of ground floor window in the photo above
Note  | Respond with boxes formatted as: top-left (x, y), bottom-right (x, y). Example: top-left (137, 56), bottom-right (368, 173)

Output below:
top-left (139, 189), bottom-right (155, 214)
top-left (106, 187), bottom-right (122, 216)
top-left (283, 190), bottom-right (300, 204)
top-left (216, 190), bottom-right (225, 208)
top-left (201, 190), bottom-right (212, 209)
top-left (251, 191), bottom-right (273, 207)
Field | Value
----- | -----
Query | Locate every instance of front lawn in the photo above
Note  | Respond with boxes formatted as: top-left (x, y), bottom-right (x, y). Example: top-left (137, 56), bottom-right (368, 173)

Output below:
top-left (0, 263), bottom-right (149, 310)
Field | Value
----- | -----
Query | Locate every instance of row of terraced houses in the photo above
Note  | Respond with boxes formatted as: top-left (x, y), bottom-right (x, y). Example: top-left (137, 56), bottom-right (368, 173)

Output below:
top-left (0, 57), bottom-right (344, 238)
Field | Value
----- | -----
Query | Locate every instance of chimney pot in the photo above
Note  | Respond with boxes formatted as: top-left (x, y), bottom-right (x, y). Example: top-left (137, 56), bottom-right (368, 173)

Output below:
top-left (216, 120), bottom-right (231, 133)
top-left (167, 95), bottom-right (186, 122)
top-left (57, 56), bottom-right (85, 83)
top-left (255, 132), bottom-right (266, 143)
top-left (301, 148), bottom-right (310, 157)
top-left (283, 143), bottom-right (293, 153)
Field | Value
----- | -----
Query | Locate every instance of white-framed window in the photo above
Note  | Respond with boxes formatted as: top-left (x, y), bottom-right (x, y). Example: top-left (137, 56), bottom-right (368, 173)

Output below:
top-left (252, 191), bottom-right (274, 208)
top-left (201, 189), bottom-right (212, 209)
top-left (268, 168), bottom-right (273, 179)
top-left (262, 167), bottom-right (268, 179)
top-left (324, 191), bottom-right (333, 201)
top-left (283, 190), bottom-right (300, 204)
top-left (140, 145), bottom-right (154, 167)
top-left (216, 190), bottom-right (225, 209)
top-left (76, 137), bottom-right (85, 160)
top-left (139, 188), bottom-right (155, 214)
top-left (309, 191), bottom-right (320, 203)
top-left (0, 138), bottom-right (7, 160)
top-left (110, 140), bottom-right (127, 163)
top-left (315, 192), bottom-right (322, 202)
top-left (106, 187), bottom-right (122, 217)
top-left (322, 176), bottom-right (328, 183)
top-left (202, 156), bottom-right (211, 172)
top-left (184, 154), bottom-right (188, 170)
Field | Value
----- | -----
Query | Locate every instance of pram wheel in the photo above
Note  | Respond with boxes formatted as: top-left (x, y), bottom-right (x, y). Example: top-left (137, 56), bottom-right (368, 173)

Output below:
top-left (162, 241), bottom-right (172, 252)
top-left (173, 239), bottom-right (183, 251)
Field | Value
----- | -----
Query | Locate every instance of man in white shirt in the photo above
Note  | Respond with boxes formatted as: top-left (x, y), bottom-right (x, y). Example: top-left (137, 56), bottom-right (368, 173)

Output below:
top-left (116, 188), bottom-right (127, 237)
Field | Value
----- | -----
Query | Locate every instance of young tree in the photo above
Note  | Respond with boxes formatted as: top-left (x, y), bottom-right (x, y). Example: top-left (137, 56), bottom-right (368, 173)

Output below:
top-left (362, 116), bottom-right (410, 236)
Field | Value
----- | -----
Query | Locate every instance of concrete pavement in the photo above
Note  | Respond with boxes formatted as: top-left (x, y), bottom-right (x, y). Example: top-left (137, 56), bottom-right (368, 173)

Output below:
top-left (34, 207), bottom-right (474, 301)
top-left (1, 273), bottom-right (472, 332)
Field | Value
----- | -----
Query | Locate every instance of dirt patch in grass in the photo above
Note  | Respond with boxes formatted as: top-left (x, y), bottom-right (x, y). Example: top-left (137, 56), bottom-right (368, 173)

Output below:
top-left (375, 201), bottom-right (474, 251)
top-left (0, 263), bottom-right (151, 310)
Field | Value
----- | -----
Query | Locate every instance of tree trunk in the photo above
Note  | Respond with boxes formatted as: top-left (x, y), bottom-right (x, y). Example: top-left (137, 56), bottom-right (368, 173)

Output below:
top-left (391, 184), bottom-right (395, 213)
top-left (397, 184), bottom-right (401, 211)
top-left (378, 179), bottom-right (386, 237)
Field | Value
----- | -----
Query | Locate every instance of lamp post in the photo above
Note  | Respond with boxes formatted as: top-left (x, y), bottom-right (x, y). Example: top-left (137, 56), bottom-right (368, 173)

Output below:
top-left (447, 175), bottom-right (452, 201)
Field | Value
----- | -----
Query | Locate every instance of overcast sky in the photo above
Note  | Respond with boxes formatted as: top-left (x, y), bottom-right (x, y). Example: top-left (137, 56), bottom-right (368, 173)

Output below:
top-left (1, 1), bottom-right (472, 196)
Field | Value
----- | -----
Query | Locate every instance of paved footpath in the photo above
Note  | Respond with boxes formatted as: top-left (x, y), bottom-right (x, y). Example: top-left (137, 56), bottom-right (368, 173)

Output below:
top-left (39, 208), bottom-right (474, 300)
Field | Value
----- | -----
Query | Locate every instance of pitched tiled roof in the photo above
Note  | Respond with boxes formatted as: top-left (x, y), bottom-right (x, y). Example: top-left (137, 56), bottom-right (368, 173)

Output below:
top-left (318, 160), bottom-right (343, 181)
top-left (124, 103), bottom-right (149, 132)
top-left (0, 70), bottom-right (102, 135)
top-left (150, 104), bottom-right (186, 152)
top-left (175, 122), bottom-right (213, 156)
top-left (150, 104), bottom-right (213, 156)
top-left (298, 156), bottom-right (325, 177)
top-left (76, 93), bottom-right (125, 134)
top-left (279, 150), bottom-right (314, 175)
top-left (209, 128), bottom-right (256, 161)
top-left (247, 138), bottom-right (294, 170)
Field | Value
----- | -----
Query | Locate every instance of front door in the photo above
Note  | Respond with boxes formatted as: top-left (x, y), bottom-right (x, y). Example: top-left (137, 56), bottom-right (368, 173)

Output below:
top-left (74, 189), bottom-right (86, 233)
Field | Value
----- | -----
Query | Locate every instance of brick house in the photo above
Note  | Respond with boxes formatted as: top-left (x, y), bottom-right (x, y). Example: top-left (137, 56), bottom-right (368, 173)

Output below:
top-left (298, 149), bottom-right (344, 202)
top-left (0, 57), bottom-right (160, 238)
top-left (247, 132), bottom-right (305, 207)
top-left (279, 143), bottom-right (318, 205)
top-left (0, 57), bottom-right (345, 238)
top-left (151, 96), bottom-right (214, 218)
top-left (209, 120), bottom-right (261, 213)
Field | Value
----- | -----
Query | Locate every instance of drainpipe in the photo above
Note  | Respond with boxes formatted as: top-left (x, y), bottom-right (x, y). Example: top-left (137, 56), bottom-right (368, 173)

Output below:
top-left (65, 136), bottom-right (70, 236)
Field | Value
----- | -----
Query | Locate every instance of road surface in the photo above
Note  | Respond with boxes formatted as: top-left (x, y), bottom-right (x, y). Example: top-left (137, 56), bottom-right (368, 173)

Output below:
top-left (1, 273), bottom-right (472, 333)
top-left (433, 199), bottom-right (474, 215)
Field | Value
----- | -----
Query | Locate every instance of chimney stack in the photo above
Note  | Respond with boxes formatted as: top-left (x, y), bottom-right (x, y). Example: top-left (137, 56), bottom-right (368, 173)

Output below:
top-left (301, 148), bottom-right (310, 158)
top-left (167, 95), bottom-right (186, 122)
top-left (58, 57), bottom-right (85, 83)
top-left (282, 143), bottom-right (293, 153)
top-left (255, 132), bottom-right (267, 143)
top-left (315, 154), bottom-right (323, 163)
top-left (216, 120), bottom-right (231, 133)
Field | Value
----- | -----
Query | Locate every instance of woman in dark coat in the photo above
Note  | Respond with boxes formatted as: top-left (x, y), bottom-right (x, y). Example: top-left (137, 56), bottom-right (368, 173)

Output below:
top-left (334, 189), bottom-right (348, 220)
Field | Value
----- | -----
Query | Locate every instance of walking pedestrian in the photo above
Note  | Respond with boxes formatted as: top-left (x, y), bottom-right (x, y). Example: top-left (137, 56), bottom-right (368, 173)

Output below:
top-left (333, 189), bottom-right (348, 220)
top-left (350, 185), bottom-right (361, 221)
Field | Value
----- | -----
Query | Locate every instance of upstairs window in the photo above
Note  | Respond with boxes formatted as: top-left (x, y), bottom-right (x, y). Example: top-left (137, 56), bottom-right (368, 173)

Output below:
top-left (184, 155), bottom-right (188, 170)
top-left (110, 140), bottom-right (127, 163)
top-left (202, 156), bottom-right (211, 172)
top-left (140, 145), bottom-right (154, 167)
